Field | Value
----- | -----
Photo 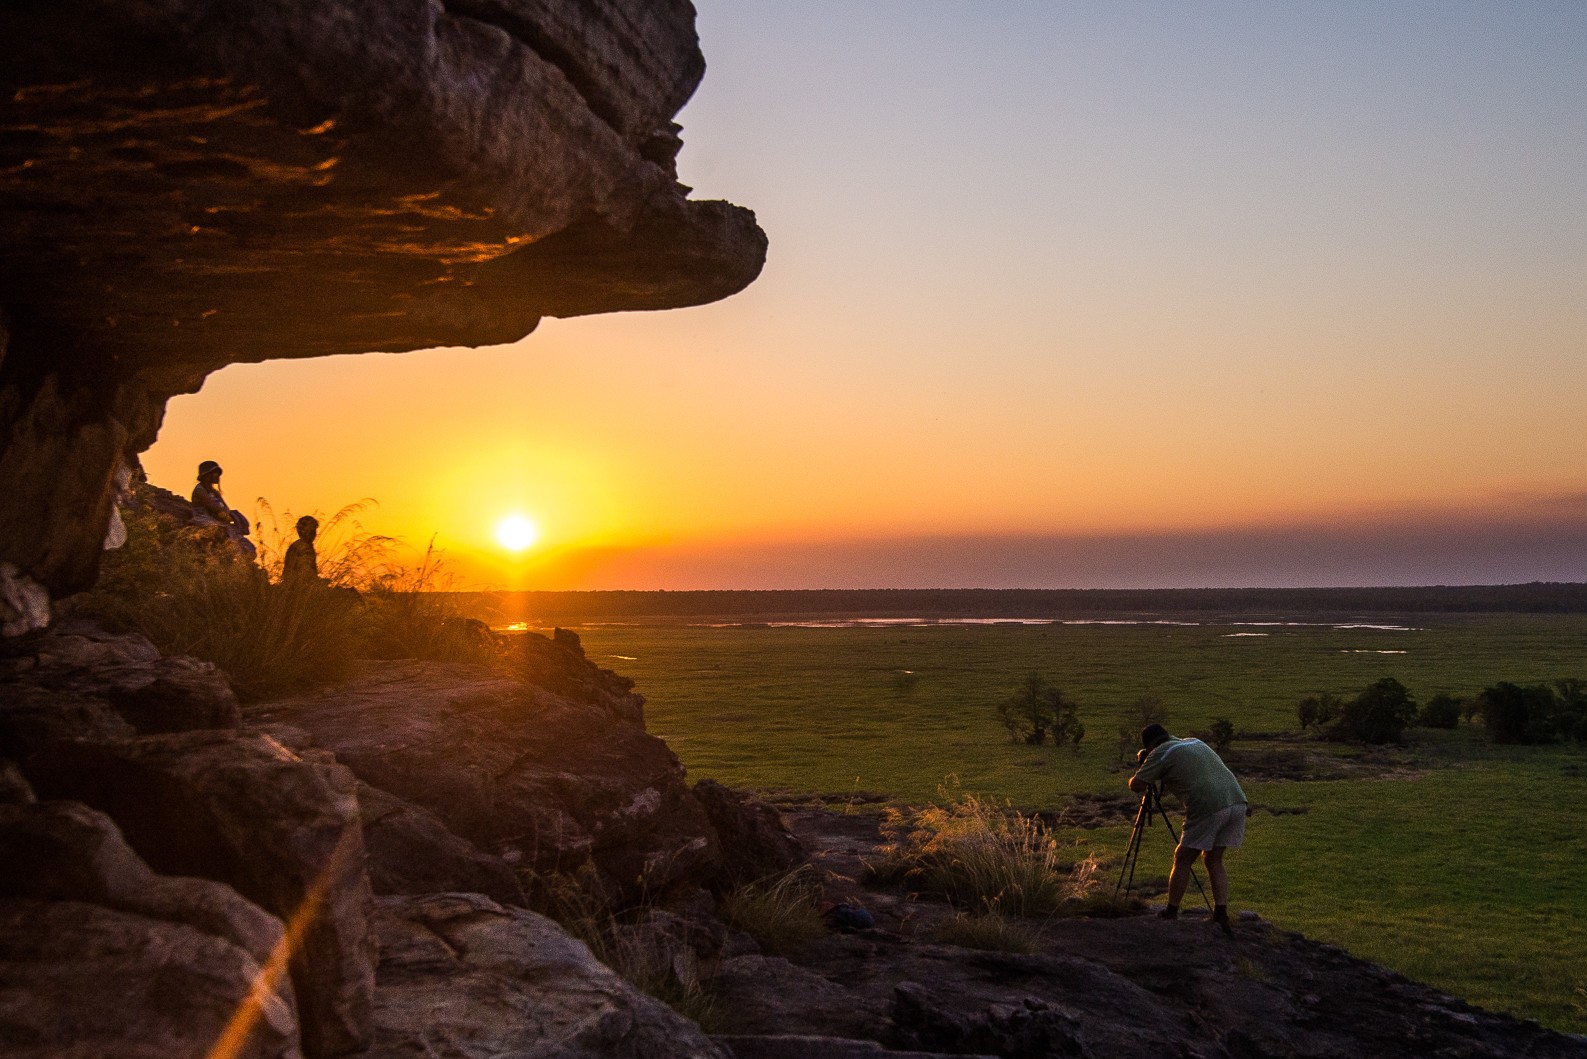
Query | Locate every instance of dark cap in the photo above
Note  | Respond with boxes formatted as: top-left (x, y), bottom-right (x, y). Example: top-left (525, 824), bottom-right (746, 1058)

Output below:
top-left (197, 460), bottom-right (222, 478)
top-left (1140, 724), bottom-right (1171, 751)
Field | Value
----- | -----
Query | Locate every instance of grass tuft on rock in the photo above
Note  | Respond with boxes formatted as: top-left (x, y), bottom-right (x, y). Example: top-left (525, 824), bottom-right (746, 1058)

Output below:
top-left (933, 911), bottom-right (1041, 953)
top-left (872, 782), bottom-right (1101, 918)
top-left (720, 867), bottom-right (828, 955)
top-left (520, 867), bottom-right (723, 1029)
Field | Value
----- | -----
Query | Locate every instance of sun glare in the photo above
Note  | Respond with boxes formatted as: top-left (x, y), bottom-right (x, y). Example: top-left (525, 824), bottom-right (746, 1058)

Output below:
top-left (496, 514), bottom-right (539, 552)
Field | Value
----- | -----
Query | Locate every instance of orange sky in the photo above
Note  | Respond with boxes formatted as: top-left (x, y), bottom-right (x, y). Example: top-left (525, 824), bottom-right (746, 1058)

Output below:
top-left (143, 4), bottom-right (1587, 590)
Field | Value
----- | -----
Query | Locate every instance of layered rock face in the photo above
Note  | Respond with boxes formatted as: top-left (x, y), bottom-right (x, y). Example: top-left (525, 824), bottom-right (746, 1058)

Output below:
top-left (0, 0), bottom-right (766, 622)
top-left (250, 655), bottom-right (725, 907)
top-left (1, 619), bottom-right (803, 1058)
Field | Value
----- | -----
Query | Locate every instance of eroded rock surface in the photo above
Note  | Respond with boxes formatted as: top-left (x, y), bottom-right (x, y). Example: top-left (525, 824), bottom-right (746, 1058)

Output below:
top-left (249, 657), bottom-right (723, 905)
top-left (355, 779), bottom-right (527, 907)
top-left (709, 808), bottom-right (1587, 1059)
top-left (370, 892), bottom-right (732, 1059)
top-left (692, 778), bottom-right (807, 888)
top-left (0, 800), bottom-right (301, 1059)
top-left (0, 0), bottom-right (765, 611)
top-left (0, 618), bottom-right (241, 743)
top-left (22, 730), bottom-right (374, 1058)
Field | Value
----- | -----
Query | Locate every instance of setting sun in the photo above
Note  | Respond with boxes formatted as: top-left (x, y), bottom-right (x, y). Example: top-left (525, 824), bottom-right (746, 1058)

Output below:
top-left (495, 514), bottom-right (540, 552)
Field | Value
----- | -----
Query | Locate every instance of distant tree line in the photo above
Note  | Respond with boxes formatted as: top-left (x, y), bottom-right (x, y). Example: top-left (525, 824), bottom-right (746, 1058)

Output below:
top-left (1298, 676), bottom-right (1587, 746)
top-left (487, 583), bottom-right (1587, 621)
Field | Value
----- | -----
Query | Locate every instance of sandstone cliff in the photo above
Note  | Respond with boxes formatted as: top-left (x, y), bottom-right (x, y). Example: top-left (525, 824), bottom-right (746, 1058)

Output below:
top-left (0, 0), bottom-right (767, 628)
top-left (0, 618), bottom-right (799, 1058)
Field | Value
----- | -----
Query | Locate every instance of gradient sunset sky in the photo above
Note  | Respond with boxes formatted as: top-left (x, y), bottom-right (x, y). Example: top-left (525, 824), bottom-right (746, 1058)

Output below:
top-left (143, 2), bottom-right (1587, 590)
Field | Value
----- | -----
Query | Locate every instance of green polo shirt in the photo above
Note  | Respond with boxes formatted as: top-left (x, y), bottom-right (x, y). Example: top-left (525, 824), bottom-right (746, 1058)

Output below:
top-left (1133, 737), bottom-right (1246, 822)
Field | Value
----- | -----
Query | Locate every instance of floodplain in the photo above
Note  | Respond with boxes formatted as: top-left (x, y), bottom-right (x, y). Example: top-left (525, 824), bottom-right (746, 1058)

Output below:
top-left (549, 612), bottom-right (1587, 1032)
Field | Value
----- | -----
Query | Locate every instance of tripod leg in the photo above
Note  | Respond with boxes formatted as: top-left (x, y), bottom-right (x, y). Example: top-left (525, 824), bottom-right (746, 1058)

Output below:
top-left (1155, 803), bottom-right (1214, 912)
top-left (1114, 796), bottom-right (1151, 900)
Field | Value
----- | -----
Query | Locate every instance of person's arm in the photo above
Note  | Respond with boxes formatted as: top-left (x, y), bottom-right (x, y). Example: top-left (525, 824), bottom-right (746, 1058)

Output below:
top-left (1128, 745), bottom-right (1173, 792)
top-left (192, 485), bottom-right (227, 518)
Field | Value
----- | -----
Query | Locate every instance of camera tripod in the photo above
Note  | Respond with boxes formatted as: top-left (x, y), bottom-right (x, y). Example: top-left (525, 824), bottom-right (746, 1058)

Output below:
top-left (1114, 783), bottom-right (1212, 910)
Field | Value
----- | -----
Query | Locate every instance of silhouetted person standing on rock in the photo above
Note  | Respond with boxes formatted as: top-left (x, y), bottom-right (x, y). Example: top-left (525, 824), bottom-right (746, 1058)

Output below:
top-left (1128, 723), bottom-right (1248, 933)
top-left (283, 515), bottom-right (320, 585)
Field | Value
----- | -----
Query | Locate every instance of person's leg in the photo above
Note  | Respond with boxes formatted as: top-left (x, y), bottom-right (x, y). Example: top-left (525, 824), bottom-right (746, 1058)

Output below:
top-left (1203, 846), bottom-right (1228, 906)
top-left (1204, 845), bottom-right (1233, 933)
top-left (1163, 843), bottom-right (1202, 914)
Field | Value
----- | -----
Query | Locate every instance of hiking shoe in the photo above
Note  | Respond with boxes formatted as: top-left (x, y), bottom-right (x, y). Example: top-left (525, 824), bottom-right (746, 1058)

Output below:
top-left (1157, 907), bottom-right (1179, 920)
top-left (1212, 913), bottom-right (1233, 935)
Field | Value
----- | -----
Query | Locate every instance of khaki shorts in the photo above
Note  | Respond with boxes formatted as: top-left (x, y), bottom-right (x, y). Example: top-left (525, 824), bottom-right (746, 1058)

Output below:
top-left (1179, 803), bottom-right (1247, 851)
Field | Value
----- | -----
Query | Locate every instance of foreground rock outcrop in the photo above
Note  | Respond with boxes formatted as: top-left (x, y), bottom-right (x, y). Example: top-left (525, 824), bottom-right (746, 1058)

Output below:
top-left (6, 619), bottom-right (1585, 1059)
top-left (25, 730), bottom-right (376, 1057)
top-left (710, 807), bottom-right (1587, 1059)
top-left (0, 0), bottom-right (766, 623)
top-left (370, 892), bottom-right (731, 1059)
top-left (250, 653), bottom-right (724, 906)
top-left (0, 799), bottom-right (301, 1059)
top-left (0, 621), bottom-right (772, 1057)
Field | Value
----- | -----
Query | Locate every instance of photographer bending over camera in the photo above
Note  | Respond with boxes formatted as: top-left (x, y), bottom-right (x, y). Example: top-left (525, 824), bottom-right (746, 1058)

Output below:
top-left (1128, 723), bottom-right (1248, 933)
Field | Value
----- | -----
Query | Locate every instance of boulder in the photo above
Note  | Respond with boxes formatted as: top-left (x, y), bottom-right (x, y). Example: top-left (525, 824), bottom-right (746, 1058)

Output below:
top-left (22, 731), bottom-right (374, 1058)
top-left (369, 892), bottom-right (732, 1059)
top-left (0, 900), bottom-right (302, 1059)
top-left (515, 627), bottom-right (647, 724)
top-left (692, 780), bottom-right (808, 888)
top-left (0, 799), bottom-right (300, 1059)
top-left (0, 620), bottom-right (239, 752)
top-left (356, 780), bottom-right (526, 907)
top-left (0, 0), bottom-right (765, 612)
top-left (0, 684), bottom-right (138, 763)
top-left (249, 661), bottom-right (723, 905)
top-left (710, 955), bottom-right (892, 1042)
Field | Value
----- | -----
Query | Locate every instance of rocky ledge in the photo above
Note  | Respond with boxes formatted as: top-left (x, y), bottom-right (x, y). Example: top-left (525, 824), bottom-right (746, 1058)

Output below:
top-left (714, 808), bottom-right (1587, 1059)
top-left (0, 0), bottom-right (767, 623)
top-left (0, 620), bottom-right (799, 1058)
top-left (4, 622), bottom-right (1585, 1059)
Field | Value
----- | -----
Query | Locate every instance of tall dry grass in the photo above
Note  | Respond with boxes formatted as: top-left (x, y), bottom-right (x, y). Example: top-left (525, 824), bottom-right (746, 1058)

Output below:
top-left (871, 781), bottom-right (1100, 918)
top-left (521, 866), bottom-right (721, 1028)
top-left (718, 866), bottom-right (828, 955)
top-left (933, 911), bottom-right (1041, 953)
top-left (83, 495), bottom-right (495, 698)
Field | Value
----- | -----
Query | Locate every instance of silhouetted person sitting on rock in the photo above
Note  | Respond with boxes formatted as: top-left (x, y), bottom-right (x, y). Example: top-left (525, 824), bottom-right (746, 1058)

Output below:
top-left (283, 515), bottom-right (320, 585)
top-left (191, 459), bottom-right (256, 560)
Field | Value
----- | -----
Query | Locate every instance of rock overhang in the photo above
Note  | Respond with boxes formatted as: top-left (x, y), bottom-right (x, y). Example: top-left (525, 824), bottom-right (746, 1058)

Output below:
top-left (0, 0), bottom-right (767, 617)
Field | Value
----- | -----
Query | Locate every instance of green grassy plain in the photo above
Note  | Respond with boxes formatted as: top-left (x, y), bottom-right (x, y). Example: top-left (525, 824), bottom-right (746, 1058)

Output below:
top-left (561, 614), bottom-right (1587, 1032)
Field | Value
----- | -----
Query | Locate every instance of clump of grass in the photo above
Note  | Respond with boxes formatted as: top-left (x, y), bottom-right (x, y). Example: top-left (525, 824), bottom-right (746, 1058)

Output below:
top-left (84, 503), bottom-right (364, 697)
top-left (719, 867), bottom-right (828, 955)
top-left (521, 867), bottom-right (721, 1028)
top-left (357, 538), bottom-right (498, 666)
top-left (933, 911), bottom-right (1040, 953)
top-left (871, 781), bottom-right (1101, 918)
top-left (1064, 889), bottom-right (1144, 918)
top-left (82, 492), bottom-right (498, 698)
